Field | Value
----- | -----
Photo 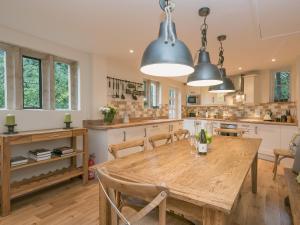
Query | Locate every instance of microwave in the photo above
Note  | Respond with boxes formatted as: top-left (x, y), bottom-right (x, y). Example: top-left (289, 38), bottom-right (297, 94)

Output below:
top-left (187, 95), bottom-right (201, 105)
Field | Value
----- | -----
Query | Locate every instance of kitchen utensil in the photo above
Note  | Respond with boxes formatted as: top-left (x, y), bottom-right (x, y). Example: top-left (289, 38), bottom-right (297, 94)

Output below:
top-left (112, 79), bottom-right (115, 98)
top-left (108, 77), bottom-right (111, 88)
top-left (121, 81), bottom-right (125, 99)
top-left (132, 83), bottom-right (137, 100)
top-left (116, 80), bottom-right (119, 98)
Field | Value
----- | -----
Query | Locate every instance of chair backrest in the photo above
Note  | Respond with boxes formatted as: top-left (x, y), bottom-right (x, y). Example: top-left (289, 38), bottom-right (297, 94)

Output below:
top-left (174, 129), bottom-right (190, 141)
top-left (95, 168), bottom-right (168, 225)
top-left (148, 133), bottom-right (173, 149)
top-left (109, 139), bottom-right (146, 159)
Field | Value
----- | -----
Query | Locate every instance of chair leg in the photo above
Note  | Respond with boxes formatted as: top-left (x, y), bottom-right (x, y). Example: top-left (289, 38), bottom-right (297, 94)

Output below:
top-left (159, 199), bottom-right (167, 225)
top-left (273, 154), bottom-right (279, 180)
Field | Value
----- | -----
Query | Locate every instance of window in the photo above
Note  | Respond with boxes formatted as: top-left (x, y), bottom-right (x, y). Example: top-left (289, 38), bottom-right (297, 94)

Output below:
top-left (274, 71), bottom-right (290, 102)
top-left (0, 50), bottom-right (6, 109)
top-left (144, 80), bottom-right (161, 108)
top-left (54, 62), bottom-right (70, 109)
top-left (22, 56), bottom-right (42, 109)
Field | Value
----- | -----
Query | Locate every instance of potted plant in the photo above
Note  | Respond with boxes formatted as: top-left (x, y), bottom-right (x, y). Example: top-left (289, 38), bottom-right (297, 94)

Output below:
top-left (99, 106), bottom-right (117, 124)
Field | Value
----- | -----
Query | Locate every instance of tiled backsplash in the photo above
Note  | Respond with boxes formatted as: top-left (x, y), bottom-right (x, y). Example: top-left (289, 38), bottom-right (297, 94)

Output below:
top-left (184, 102), bottom-right (297, 119)
top-left (110, 100), bottom-right (169, 119)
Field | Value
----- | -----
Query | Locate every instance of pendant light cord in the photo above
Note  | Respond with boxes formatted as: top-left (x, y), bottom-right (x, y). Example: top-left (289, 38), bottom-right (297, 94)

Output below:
top-left (200, 16), bottom-right (208, 50)
top-left (164, 1), bottom-right (176, 45)
top-left (218, 39), bottom-right (224, 68)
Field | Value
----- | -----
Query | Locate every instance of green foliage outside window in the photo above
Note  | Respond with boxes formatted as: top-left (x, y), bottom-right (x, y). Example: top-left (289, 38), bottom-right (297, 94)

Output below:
top-left (0, 51), bottom-right (5, 108)
top-left (274, 71), bottom-right (290, 102)
top-left (55, 62), bottom-right (70, 109)
top-left (23, 56), bottom-right (42, 109)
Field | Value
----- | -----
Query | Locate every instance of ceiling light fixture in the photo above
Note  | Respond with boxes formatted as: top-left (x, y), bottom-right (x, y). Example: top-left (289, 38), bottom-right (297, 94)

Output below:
top-left (129, 49), bottom-right (134, 54)
top-left (272, 58), bottom-right (276, 62)
top-left (238, 67), bottom-right (242, 71)
top-left (209, 35), bottom-right (235, 93)
top-left (187, 7), bottom-right (222, 87)
top-left (140, 0), bottom-right (194, 77)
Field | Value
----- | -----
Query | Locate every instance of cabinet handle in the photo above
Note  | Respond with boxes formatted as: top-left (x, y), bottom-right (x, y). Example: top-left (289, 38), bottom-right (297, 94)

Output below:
top-left (153, 125), bottom-right (158, 128)
top-left (144, 128), bottom-right (147, 137)
top-left (123, 131), bottom-right (126, 142)
top-left (255, 126), bottom-right (258, 135)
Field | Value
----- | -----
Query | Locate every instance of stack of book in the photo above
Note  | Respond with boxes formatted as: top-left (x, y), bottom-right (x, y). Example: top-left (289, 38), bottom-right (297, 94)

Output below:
top-left (11, 156), bottom-right (29, 167)
top-left (53, 146), bottom-right (74, 157)
top-left (29, 149), bottom-right (52, 161)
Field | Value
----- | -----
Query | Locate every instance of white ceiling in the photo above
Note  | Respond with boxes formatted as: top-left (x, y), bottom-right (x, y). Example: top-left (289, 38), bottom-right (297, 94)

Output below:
top-left (0, 0), bottom-right (300, 82)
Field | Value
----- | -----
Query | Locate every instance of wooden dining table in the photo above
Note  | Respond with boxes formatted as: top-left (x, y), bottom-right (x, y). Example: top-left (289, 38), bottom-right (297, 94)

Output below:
top-left (95, 136), bottom-right (262, 225)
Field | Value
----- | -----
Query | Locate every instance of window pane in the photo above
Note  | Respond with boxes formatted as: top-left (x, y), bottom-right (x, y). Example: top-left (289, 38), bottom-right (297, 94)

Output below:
top-left (0, 50), bottom-right (6, 109)
top-left (274, 71), bottom-right (290, 102)
top-left (22, 56), bottom-right (42, 109)
top-left (55, 62), bottom-right (70, 109)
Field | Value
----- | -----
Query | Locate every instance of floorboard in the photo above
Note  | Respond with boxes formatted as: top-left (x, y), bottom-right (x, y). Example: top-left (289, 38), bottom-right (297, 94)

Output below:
top-left (0, 160), bottom-right (293, 225)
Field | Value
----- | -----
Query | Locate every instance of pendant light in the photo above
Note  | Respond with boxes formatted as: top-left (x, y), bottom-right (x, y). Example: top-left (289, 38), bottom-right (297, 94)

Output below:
top-left (209, 35), bottom-right (235, 93)
top-left (140, 0), bottom-right (194, 77)
top-left (187, 7), bottom-right (222, 87)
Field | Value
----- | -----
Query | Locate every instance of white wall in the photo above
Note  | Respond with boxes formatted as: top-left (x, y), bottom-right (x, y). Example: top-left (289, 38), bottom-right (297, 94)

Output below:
top-left (0, 25), bottom-right (91, 132)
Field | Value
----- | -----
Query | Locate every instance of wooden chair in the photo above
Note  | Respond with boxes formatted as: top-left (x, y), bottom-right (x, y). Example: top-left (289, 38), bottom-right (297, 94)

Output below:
top-left (95, 168), bottom-right (193, 225)
top-left (148, 133), bottom-right (173, 149)
top-left (174, 129), bottom-right (190, 141)
top-left (273, 148), bottom-right (295, 180)
top-left (109, 139), bottom-right (146, 159)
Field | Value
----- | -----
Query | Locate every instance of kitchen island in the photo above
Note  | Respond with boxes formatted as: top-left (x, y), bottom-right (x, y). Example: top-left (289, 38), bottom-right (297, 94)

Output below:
top-left (83, 118), bottom-right (183, 163)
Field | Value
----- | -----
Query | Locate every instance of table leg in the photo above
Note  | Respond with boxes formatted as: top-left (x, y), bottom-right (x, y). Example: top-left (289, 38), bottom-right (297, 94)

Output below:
top-left (202, 208), bottom-right (228, 225)
top-left (1, 139), bottom-right (11, 216)
top-left (251, 153), bottom-right (258, 194)
top-left (99, 183), bottom-right (110, 225)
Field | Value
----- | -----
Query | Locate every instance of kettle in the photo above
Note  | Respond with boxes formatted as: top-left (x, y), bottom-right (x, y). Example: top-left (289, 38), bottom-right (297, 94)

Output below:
top-left (263, 110), bottom-right (272, 121)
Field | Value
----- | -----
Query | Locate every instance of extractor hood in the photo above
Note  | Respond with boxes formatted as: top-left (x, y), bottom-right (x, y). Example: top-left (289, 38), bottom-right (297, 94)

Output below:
top-left (229, 74), bottom-right (246, 102)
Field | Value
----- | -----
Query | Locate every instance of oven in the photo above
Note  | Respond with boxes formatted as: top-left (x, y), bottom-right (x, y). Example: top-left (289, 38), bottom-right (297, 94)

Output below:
top-left (220, 123), bottom-right (238, 136)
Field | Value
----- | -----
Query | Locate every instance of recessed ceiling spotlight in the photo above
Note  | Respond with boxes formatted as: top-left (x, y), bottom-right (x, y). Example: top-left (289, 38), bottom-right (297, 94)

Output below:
top-left (272, 58), bottom-right (276, 62)
top-left (238, 67), bottom-right (242, 71)
top-left (129, 49), bottom-right (134, 54)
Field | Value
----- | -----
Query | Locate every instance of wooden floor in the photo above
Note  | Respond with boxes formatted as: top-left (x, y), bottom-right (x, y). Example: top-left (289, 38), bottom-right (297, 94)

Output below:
top-left (0, 160), bottom-right (293, 225)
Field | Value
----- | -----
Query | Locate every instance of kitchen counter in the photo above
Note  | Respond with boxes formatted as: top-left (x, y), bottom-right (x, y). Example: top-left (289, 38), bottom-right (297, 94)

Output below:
top-left (83, 118), bottom-right (183, 130)
top-left (184, 117), bottom-right (298, 126)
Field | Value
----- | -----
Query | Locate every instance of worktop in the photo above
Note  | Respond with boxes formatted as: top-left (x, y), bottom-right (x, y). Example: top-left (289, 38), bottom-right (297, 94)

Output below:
top-left (83, 118), bottom-right (183, 130)
top-left (184, 117), bottom-right (298, 126)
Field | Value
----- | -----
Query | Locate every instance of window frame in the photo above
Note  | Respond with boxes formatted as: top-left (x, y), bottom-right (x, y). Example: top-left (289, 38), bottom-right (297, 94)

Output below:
top-left (54, 61), bottom-right (71, 110)
top-left (144, 79), bottom-right (161, 109)
top-left (22, 55), bottom-right (43, 109)
top-left (272, 70), bottom-right (291, 103)
top-left (0, 49), bottom-right (7, 109)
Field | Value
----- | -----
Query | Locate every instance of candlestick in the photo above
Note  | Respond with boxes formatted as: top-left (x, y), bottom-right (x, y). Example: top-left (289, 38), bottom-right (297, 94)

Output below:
top-left (5, 114), bottom-right (16, 126)
top-left (64, 113), bottom-right (72, 123)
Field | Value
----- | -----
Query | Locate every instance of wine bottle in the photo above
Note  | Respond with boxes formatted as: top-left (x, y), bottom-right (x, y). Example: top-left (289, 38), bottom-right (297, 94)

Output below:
top-left (198, 129), bottom-right (208, 155)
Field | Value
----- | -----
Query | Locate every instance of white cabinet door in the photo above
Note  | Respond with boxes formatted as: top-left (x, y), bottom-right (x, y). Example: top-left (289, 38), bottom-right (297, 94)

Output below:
top-left (107, 128), bottom-right (126, 160)
top-left (238, 123), bottom-right (259, 138)
top-left (172, 121), bottom-right (183, 132)
top-left (243, 75), bottom-right (257, 104)
top-left (257, 125), bottom-right (281, 159)
top-left (212, 121), bottom-right (220, 135)
top-left (117, 126), bottom-right (146, 158)
top-left (214, 94), bottom-right (225, 105)
top-left (184, 119), bottom-right (196, 135)
top-left (147, 123), bottom-right (170, 136)
top-left (280, 125), bottom-right (298, 149)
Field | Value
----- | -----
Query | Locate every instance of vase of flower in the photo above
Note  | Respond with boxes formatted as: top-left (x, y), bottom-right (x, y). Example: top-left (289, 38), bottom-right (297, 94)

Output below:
top-left (99, 106), bottom-right (117, 125)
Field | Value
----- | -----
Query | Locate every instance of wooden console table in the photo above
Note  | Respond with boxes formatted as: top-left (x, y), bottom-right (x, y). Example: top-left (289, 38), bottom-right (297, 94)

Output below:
top-left (284, 168), bottom-right (300, 225)
top-left (0, 128), bottom-right (88, 216)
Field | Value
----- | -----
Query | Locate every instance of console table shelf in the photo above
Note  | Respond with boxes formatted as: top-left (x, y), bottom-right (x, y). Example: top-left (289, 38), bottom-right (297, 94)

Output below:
top-left (0, 128), bottom-right (88, 216)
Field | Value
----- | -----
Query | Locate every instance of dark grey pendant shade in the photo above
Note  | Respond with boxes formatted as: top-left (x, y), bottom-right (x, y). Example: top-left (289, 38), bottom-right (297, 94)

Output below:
top-left (208, 68), bottom-right (235, 93)
top-left (140, 21), bottom-right (194, 77)
top-left (187, 50), bottom-right (223, 86)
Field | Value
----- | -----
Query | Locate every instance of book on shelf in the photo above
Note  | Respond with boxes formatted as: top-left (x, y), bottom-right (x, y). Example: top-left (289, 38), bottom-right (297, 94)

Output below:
top-left (29, 148), bottom-right (52, 156)
top-left (53, 146), bottom-right (74, 157)
top-left (11, 156), bottom-right (29, 166)
top-left (29, 154), bottom-right (51, 161)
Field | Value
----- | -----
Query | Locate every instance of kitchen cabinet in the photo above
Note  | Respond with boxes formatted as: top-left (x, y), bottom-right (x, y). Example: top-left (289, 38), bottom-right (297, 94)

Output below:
top-left (257, 124), bottom-right (281, 159)
top-left (184, 119), bottom-right (196, 135)
top-left (238, 123), bottom-right (259, 138)
top-left (171, 121), bottom-right (184, 132)
top-left (280, 125), bottom-right (298, 149)
top-left (243, 74), bottom-right (258, 105)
